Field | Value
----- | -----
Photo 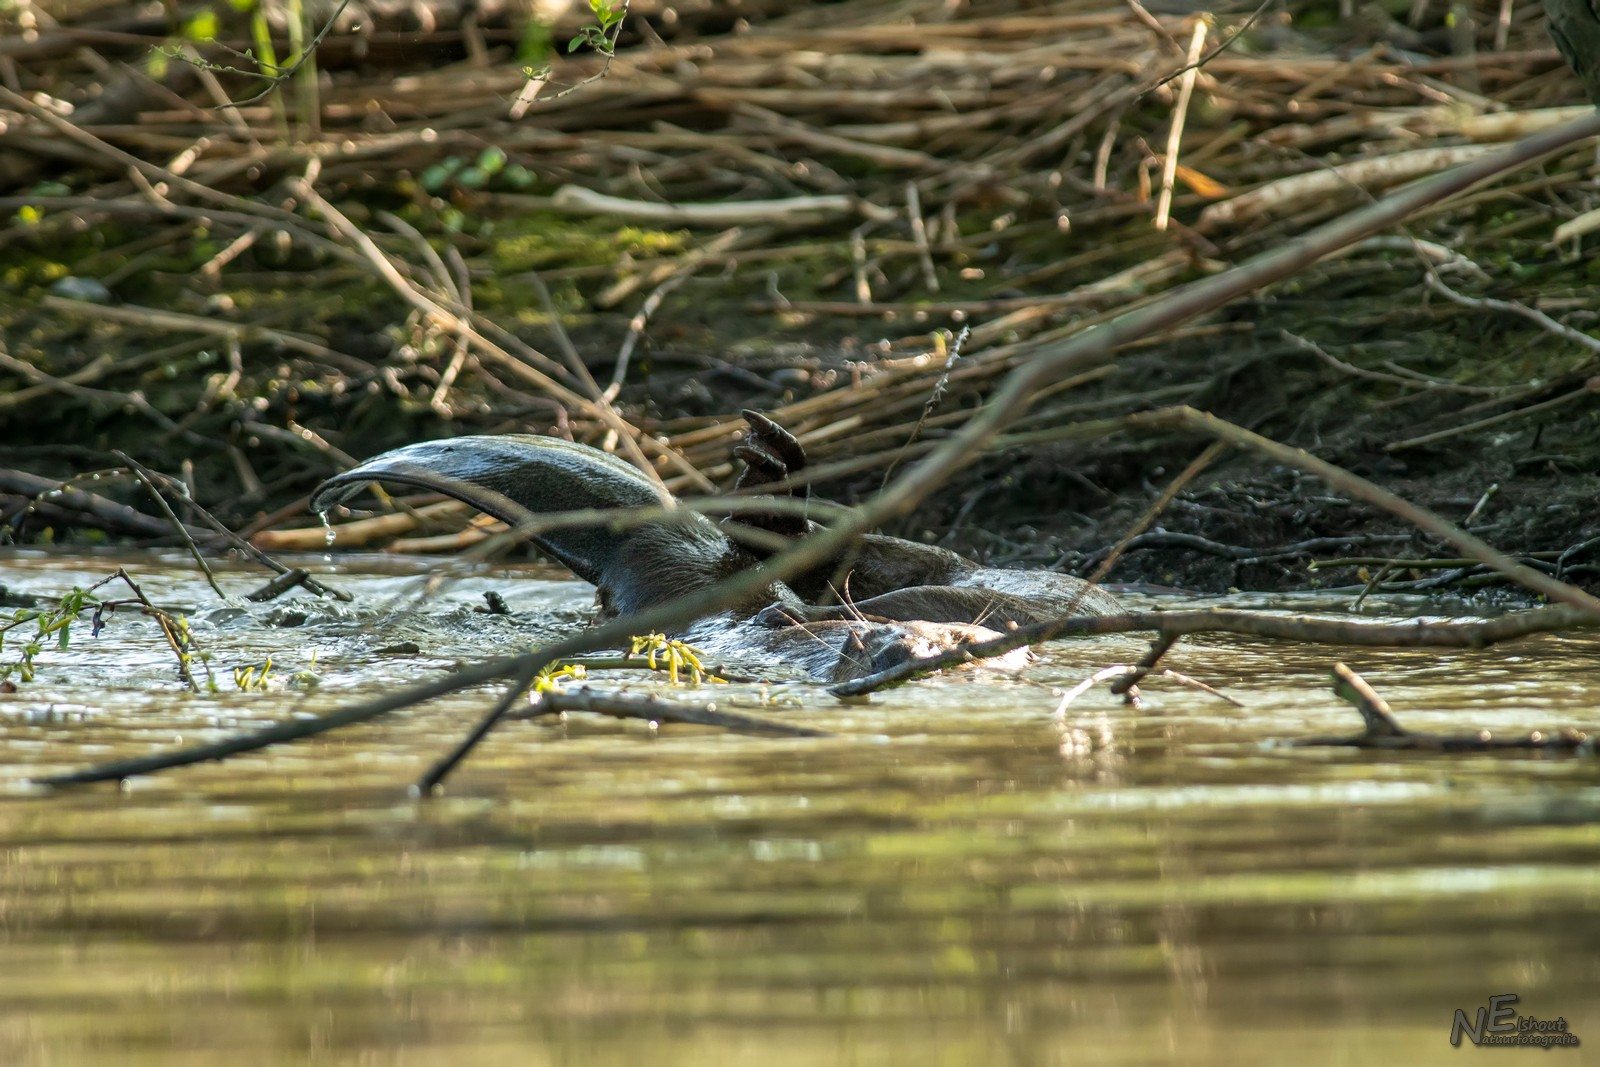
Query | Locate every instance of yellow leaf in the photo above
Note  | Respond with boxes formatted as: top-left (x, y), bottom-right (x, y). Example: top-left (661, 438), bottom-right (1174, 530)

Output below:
top-left (1174, 164), bottom-right (1229, 199)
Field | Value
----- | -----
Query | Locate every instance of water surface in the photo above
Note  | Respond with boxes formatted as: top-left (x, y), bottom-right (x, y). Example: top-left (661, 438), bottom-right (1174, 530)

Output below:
top-left (0, 551), bottom-right (1595, 1064)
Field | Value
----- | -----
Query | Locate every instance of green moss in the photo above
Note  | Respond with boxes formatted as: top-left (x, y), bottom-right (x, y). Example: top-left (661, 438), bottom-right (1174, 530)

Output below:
top-left (486, 212), bottom-right (689, 273)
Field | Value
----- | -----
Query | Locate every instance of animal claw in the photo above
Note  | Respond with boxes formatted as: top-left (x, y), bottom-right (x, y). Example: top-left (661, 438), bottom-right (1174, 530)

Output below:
top-left (732, 443), bottom-right (788, 479)
top-left (739, 409), bottom-right (808, 474)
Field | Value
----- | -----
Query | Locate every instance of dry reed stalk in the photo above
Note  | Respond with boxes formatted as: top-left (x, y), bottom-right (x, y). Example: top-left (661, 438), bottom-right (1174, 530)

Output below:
top-left (5, 0), bottom-right (1593, 550)
top-left (1155, 19), bottom-right (1209, 232)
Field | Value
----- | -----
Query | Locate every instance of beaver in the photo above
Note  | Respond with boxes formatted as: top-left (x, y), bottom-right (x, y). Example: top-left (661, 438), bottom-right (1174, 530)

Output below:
top-left (724, 410), bottom-right (1123, 628)
top-left (308, 420), bottom-right (1120, 681)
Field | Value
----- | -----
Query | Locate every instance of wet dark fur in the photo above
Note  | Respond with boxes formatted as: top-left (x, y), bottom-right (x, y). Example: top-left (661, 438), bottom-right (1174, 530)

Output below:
top-left (593, 517), bottom-right (788, 619)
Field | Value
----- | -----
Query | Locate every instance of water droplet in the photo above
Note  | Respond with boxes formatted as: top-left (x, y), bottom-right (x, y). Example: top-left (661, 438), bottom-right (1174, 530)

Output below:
top-left (318, 511), bottom-right (336, 548)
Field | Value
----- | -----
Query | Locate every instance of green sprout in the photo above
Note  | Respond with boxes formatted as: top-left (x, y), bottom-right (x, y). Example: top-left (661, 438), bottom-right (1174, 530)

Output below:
top-left (534, 661), bottom-right (588, 693)
top-left (233, 655), bottom-right (275, 692)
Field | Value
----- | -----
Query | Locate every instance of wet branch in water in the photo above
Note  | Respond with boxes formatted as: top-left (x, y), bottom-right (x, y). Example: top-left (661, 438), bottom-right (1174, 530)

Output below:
top-left (1292, 663), bottom-right (1596, 753)
top-left (516, 688), bottom-right (830, 739)
top-left (831, 603), bottom-right (1600, 698)
top-left (82, 569), bottom-right (214, 694)
top-left (1, 457), bottom-right (350, 603)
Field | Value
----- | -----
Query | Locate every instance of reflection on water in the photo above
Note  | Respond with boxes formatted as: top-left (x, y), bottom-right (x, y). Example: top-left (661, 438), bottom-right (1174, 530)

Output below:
top-left (0, 551), bottom-right (1597, 1064)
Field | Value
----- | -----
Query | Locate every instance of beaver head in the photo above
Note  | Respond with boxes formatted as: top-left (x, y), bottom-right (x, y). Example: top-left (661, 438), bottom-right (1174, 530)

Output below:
top-left (826, 618), bottom-right (1031, 683)
top-left (682, 610), bottom-right (1031, 683)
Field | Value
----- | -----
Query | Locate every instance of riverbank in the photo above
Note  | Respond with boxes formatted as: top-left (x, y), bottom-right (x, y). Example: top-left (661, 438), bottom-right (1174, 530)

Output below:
top-left (2, 0), bottom-right (1597, 597)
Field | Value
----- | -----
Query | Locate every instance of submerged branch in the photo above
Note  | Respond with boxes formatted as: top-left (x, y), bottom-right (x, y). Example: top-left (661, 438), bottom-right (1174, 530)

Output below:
top-left (1292, 662), bottom-right (1596, 753)
top-left (832, 604), bottom-right (1600, 697)
top-left (518, 687), bottom-right (829, 738)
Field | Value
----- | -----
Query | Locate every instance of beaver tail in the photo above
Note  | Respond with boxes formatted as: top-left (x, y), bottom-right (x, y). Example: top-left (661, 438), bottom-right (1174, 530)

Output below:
top-left (310, 435), bottom-right (759, 614)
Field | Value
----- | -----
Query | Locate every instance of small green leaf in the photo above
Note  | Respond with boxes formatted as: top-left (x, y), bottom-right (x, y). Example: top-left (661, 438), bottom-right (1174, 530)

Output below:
top-left (589, 0), bottom-right (625, 28)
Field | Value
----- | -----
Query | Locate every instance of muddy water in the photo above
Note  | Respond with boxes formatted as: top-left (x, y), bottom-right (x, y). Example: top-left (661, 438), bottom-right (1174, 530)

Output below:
top-left (0, 551), bottom-right (1596, 1064)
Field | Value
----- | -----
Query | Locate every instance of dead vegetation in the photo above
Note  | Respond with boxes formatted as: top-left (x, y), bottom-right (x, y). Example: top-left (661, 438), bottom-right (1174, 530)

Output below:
top-left (3, 0), bottom-right (1599, 598)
